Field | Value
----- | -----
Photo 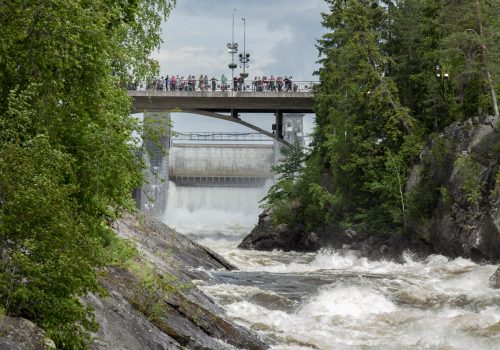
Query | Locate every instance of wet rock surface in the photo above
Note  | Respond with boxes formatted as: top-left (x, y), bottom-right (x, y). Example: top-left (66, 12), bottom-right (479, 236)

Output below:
top-left (239, 210), bottom-right (432, 262)
top-left (238, 209), bottom-right (320, 252)
top-left (491, 266), bottom-right (500, 289)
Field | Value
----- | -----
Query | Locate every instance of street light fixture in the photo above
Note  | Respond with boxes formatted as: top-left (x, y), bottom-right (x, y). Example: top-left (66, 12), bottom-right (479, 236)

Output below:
top-left (239, 18), bottom-right (250, 79)
top-left (435, 64), bottom-right (450, 132)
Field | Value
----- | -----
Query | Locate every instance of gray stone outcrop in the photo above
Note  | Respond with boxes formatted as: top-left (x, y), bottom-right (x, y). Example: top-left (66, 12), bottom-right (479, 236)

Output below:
top-left (0, 317), bottom-right (55, 349)
top-left (412, 117), bottom-right (500, 260)
top-left (90, 214), bottom-right (267, 350)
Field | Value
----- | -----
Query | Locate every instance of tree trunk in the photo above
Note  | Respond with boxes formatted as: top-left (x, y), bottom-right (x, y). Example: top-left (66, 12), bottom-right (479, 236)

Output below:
top-left (476, 0), bottom-right (499, 117)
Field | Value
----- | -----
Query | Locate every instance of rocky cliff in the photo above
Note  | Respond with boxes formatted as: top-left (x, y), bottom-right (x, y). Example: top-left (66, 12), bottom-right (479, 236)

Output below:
top-left (407, 116), bottom-right (499, 261)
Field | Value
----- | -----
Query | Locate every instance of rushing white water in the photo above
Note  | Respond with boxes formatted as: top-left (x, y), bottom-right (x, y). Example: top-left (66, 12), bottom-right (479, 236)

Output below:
top-left (162, 183), bottom-right (500, 350)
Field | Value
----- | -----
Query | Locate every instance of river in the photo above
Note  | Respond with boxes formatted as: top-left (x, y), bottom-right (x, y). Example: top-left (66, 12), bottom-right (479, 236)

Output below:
top-left (163, 182), bottom-right (500, 350)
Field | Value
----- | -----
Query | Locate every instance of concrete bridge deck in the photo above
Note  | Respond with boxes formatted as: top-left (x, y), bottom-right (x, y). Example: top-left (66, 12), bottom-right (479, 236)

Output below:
top-left (129, 90), bottom-right (314, 114)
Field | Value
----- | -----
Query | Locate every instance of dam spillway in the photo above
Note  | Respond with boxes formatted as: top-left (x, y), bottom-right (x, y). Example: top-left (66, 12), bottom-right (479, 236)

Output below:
top-left (168, 143), bottom-right (274, 187)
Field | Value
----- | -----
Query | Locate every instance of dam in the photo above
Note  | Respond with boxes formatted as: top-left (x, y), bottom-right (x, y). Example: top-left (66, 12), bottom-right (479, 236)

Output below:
top-left (168, 143), bottom-right (274, 187)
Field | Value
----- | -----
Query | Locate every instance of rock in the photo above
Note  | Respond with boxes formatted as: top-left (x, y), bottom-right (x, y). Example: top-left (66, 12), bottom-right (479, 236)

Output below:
top-left (91, 213), bottom-right (268, 350)
top-left (238, 216), bottom-right (320, 252)
top-left (239, 209), bottom-right (432, 261)
top-left (490, 267), bottom-right (500, 289)
top-left (424, 116), bottom-right (500, 261)
top-left (87, 290), bottom-right (182, 350)
top-left (0, 317), bottom-right (54, 350)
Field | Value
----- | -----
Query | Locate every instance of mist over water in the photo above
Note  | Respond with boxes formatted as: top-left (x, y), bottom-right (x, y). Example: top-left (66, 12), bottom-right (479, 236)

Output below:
top-left (162, 182), bottom-right (500, 350)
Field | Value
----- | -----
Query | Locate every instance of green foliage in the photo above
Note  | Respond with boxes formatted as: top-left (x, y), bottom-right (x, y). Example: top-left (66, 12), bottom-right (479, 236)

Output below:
top-left (262, 144), bottom-right (306, 206)
top-left (262, 0), bottom-right (498, 238)
top-left (312, 0), bottom-right (421, 232)
top-left (440, 186), bottom-right (452, 210)
top-left (495, 168), bottom-right (500, 194)
top-left (0, 0), bottom-right (175, 348)
top-left (131, 270), bottom-right (179, 322)
top-left (100, 230), bottom-right (191, 324)
top-left (455, 155), bottom-right (484, 211)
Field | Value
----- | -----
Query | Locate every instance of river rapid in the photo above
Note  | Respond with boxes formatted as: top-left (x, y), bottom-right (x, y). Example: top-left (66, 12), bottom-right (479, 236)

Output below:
top-left (163, 182), bottom-right (500, 350)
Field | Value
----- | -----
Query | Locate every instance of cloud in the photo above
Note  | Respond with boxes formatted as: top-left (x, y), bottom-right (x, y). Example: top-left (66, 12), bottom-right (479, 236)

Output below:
top-left (154, 0), bottom-right (328, 80)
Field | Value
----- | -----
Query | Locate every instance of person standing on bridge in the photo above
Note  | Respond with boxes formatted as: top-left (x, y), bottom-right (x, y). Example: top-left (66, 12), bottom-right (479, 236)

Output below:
top-left (270, 75), bottom-right (276, 91)
top-left (221, 74), bottom-right (227, 91)
top-left (204, 75), bottom-right (209, 91)
top-left (211, 77), bottom-right (217, 91)
top-left (171, 75), bottom-right (178, 90)
top-left (198, 75), bottom-right (204, 91)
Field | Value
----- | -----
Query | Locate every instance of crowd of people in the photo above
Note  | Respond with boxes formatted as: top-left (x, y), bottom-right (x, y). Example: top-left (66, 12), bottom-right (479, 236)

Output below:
top-left (128, 74), bottom-right (302, 92)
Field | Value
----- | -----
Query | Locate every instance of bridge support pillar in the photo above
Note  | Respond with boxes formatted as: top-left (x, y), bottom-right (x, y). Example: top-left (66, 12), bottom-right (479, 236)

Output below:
top-left (134, 112), bottom-right (171, 218)
top-left (275, 110), bottom-right (283, 140)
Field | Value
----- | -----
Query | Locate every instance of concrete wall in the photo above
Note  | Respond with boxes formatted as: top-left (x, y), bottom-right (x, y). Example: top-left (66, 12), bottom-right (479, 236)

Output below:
top-left (169, 144), bottom-right (274, 186)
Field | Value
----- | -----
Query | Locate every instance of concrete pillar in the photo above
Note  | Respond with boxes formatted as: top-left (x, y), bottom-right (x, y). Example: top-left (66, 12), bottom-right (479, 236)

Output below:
top-left (282, 113), bottom-right (305, 148)
top-left (273, 113), bottom-right (305, 173)
top-left (137, 112), bottom-right (171, 218)
top-left (275, 110), bottom-right (283, 140)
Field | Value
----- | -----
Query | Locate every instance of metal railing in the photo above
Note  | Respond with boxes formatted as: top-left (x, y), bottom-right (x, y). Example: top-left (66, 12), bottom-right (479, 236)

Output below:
top-left (172, 132), bottom-right (274, 142)
top-left (127, 80), bottom-right (319, 93)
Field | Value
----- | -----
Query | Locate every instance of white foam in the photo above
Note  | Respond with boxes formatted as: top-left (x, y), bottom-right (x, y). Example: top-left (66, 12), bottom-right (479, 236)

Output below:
top-left (161, 179), bottom-right (500, 349)
top-left (298, 285), bottom-right (397, 318)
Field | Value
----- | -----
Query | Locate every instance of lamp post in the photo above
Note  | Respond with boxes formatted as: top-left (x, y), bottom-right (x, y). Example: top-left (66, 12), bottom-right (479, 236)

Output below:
top-left (239, 18), bottom-right (250, 82)
top-left (435, 64), bottom-right (450, 132)
top-left (227, 8), bottom-right (238, 89)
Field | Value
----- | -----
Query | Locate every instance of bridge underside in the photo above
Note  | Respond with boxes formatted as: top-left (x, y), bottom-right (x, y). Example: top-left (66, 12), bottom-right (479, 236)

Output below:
top-left (129, 91), bottom-right (313, 146)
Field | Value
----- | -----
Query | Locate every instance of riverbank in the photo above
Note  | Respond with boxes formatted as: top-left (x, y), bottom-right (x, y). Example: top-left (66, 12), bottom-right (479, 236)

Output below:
top-left (240, 117), bottom-right (500, 264)
top-left (0, 214), bottom-right (267, 349)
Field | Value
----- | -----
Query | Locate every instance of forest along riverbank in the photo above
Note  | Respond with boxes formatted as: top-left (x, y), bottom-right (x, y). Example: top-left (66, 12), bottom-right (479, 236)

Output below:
top-left (162, 183), bottom-right (500, 350)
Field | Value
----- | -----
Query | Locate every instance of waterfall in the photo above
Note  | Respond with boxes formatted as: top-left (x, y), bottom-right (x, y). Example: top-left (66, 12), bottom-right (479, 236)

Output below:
top-left (162, 181), bottom-right (271, 244)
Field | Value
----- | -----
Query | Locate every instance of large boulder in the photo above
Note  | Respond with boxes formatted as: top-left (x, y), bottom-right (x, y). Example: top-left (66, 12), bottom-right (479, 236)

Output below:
top-left (238, 209), bottom-right (320, 252)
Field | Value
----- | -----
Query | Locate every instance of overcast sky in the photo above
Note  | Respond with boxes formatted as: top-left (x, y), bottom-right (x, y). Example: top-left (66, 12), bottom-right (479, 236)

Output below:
top-left (149, 0), bottom-right (329, 135)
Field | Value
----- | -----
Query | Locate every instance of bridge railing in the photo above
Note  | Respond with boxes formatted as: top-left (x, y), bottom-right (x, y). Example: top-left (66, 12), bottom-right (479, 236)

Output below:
top-left (127, 80), bottom-right (319, 94)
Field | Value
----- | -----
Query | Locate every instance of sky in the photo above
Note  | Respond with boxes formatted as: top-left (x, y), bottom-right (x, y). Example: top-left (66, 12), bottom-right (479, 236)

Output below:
top-left (148, 0), bottom-right (329, 136)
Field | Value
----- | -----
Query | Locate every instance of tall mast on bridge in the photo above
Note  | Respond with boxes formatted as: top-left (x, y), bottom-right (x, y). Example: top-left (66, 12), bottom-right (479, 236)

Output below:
top-left (227, 8), bottom-right (238, 88)
top-left (239, 18), bottom-right (250, 80)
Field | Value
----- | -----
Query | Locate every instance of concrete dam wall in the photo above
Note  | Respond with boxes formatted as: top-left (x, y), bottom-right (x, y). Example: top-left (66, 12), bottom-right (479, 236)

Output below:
top-left (169, 144), bottom-right (274, 186)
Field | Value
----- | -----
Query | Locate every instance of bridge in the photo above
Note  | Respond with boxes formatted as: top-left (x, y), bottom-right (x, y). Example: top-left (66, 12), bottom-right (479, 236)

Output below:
top-left (128, 88), bottom-right (315, 145)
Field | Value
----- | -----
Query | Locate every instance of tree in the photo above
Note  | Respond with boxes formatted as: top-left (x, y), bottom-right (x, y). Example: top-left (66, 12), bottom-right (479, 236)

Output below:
top-left (0, 0), bottom-right (174, 347)
top-left (313, 0), bottom-right (417, 231)
top-left (440, 0), bottom-right (500, 119)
